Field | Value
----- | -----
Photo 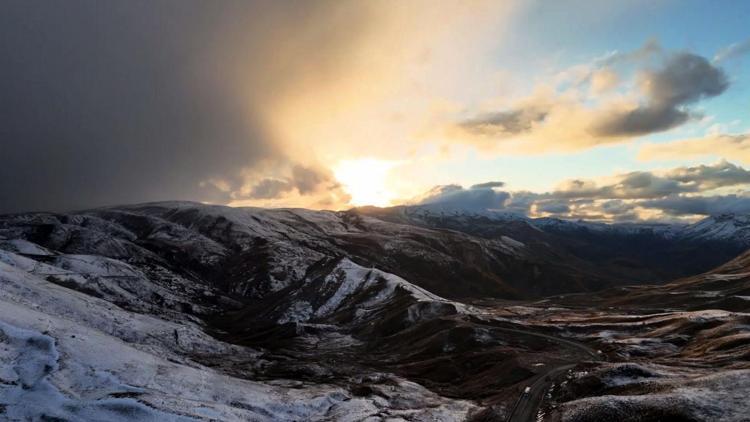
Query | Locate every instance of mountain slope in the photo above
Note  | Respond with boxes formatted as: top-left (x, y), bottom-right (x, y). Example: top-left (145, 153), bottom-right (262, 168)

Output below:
top-left (680, 213), bottom-right (750, 245)
top-left (357, 205), bottom-right (749, 286)
top-left (0, 201), bottom-right (631, 301)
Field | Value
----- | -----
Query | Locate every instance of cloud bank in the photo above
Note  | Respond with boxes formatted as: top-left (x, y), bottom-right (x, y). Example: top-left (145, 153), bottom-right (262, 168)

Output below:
top-left (413, 161), bottom-right (750, 221)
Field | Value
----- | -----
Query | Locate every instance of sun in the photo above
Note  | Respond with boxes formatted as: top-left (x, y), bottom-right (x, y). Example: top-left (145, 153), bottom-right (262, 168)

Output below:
top-left (334, 159), bottom-right (399, 207)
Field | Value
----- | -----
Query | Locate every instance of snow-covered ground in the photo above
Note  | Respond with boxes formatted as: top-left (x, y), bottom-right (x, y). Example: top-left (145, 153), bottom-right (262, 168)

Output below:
top-left (277, 258), bottom-right (470, 324)
top-left (0, 239), bottom-right (477, 421)
top-left (561, 369), bottom-right (750, 421)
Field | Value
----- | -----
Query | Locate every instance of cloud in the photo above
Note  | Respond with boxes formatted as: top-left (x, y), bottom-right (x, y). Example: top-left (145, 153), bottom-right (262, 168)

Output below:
top-left (714, 39), bottom-right (750, 62)
top-left (590, 53), bottom-right (728, 137)
top-left (549, 162), bottom-right (750, 220)
top-left (450, 44), bottom-right (730, 153)
top-left (642, 53), bottom-right (729, 104)
top-left (639, 133), bottom-right (750, 164)
top-left (641, 194), bottom-right (750, 216)
top-left (554, 171), bottom-right (691, 199)
top-left (247, 165), bottom-right (345, 200)
top-left (664, 160), bottom-right (750, 189)
top-left (415, 183), bottom-right (510, 210)
top-left (411, 161), bottom-right (750, 221)
top-left (458, 108), bottom-right (548, 137)
top-left (470, 181), bottom-right (506, 189)
top-left (588, 101), bottom-right (690, 137)
top-left (534, 200), bottom-right (570, 214)
top-left (596, 39), bottom-right (663, 66)
top-left (590, 68), bottom-right (620, 93)
top-left (551, 161), bottom-right (750, 201)
top-left (600, 199), bottom-right (637, 215)
top-left (248, 179), bottom-right (293, 200)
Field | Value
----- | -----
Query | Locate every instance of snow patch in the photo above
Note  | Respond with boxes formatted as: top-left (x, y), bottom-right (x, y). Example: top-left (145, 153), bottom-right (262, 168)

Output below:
top-left (0, 320), bottom-right (195, 421)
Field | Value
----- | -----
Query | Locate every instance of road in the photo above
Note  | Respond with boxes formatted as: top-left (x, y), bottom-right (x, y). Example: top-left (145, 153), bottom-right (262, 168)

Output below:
top-left (487, 326), bottom-right (602, 422)
top-left (491, 326), bottom-right (601, 360)
top-left (506, 364), bottom-right (575, 422)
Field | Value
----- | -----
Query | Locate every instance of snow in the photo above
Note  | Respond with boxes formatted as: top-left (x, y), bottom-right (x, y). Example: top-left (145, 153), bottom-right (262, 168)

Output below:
top-left (562, 370), bottom-right (750, 422)
top-left (0, 239), bottom-right (54, 256)
top-left (706, 272), bottom-right (750, 281)
top-left (278, 300), bottom-right (314, 324)
top-left (315, 258), bottom-right (468, 321)
top-left (268, 258), bottom-right (472, 326)
top-left (0, 242), bottom-right (477, 421)
top-left (597, 364), bottom-right (672, 388)
top-left (681, 213), bottom-right (750, 245)
top-left (0, 249), bottom-right (76, 276)
top-left (0, 320), bottom-right (195, 421)
top-left (401, 203), bottom-right (750, 246)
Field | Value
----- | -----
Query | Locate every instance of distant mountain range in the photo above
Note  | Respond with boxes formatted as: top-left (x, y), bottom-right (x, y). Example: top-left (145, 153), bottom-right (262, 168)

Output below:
top-left (357, 204), bottom-right (750, 294)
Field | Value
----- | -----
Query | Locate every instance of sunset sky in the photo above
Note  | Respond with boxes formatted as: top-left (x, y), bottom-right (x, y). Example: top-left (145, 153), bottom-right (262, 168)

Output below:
top-left (2, 0), bottom-right (749, 221)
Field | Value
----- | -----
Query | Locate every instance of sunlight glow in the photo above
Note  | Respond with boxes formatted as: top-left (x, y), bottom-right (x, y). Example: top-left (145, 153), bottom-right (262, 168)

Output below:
top-left (334, 159), bottom-right (399, 207)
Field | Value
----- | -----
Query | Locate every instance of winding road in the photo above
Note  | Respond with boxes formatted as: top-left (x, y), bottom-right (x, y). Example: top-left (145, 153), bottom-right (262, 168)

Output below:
top-left (489, 326), bottom-right (602, 422)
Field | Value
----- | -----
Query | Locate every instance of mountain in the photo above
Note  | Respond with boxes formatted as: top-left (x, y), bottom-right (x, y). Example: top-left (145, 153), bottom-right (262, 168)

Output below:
top-left (0, 201), bottom-right (748, 421)
top-left (561, 247), bottom-right (750, 313)
top-left (680, 213), bottom-right (750, 245)
top-left (362, 203), bottom-right (750, 246)
top-left (357, 205), bottom-right (749, 287)
top-left (0, 202), bottom-right (629, 302)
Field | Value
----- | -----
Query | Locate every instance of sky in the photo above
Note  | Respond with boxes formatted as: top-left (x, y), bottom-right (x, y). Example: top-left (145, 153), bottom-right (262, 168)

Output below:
top-left (1, 0), bottom-right (749, 222)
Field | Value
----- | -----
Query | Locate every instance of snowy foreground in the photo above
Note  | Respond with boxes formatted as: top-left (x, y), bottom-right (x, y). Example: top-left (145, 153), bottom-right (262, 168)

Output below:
top-left (0, 252), bottom-right (476, 421)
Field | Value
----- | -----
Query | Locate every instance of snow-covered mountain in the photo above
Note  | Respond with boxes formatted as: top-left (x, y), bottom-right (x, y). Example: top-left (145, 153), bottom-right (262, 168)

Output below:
top-left (369, 204), bottom-right (750, 246)
top-left (359, 205), bottom-right (750, 287)
top-left (680, 213), bottom-right (750, 245)
top-left (1, 201), bottom-right (749, 421)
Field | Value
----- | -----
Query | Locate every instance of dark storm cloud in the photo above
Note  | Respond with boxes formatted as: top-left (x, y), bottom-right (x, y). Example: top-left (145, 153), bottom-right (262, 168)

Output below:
top-left (591, 52), bottom-right (729, 137)
top-left (0, 1), bottom-right (371, 213)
